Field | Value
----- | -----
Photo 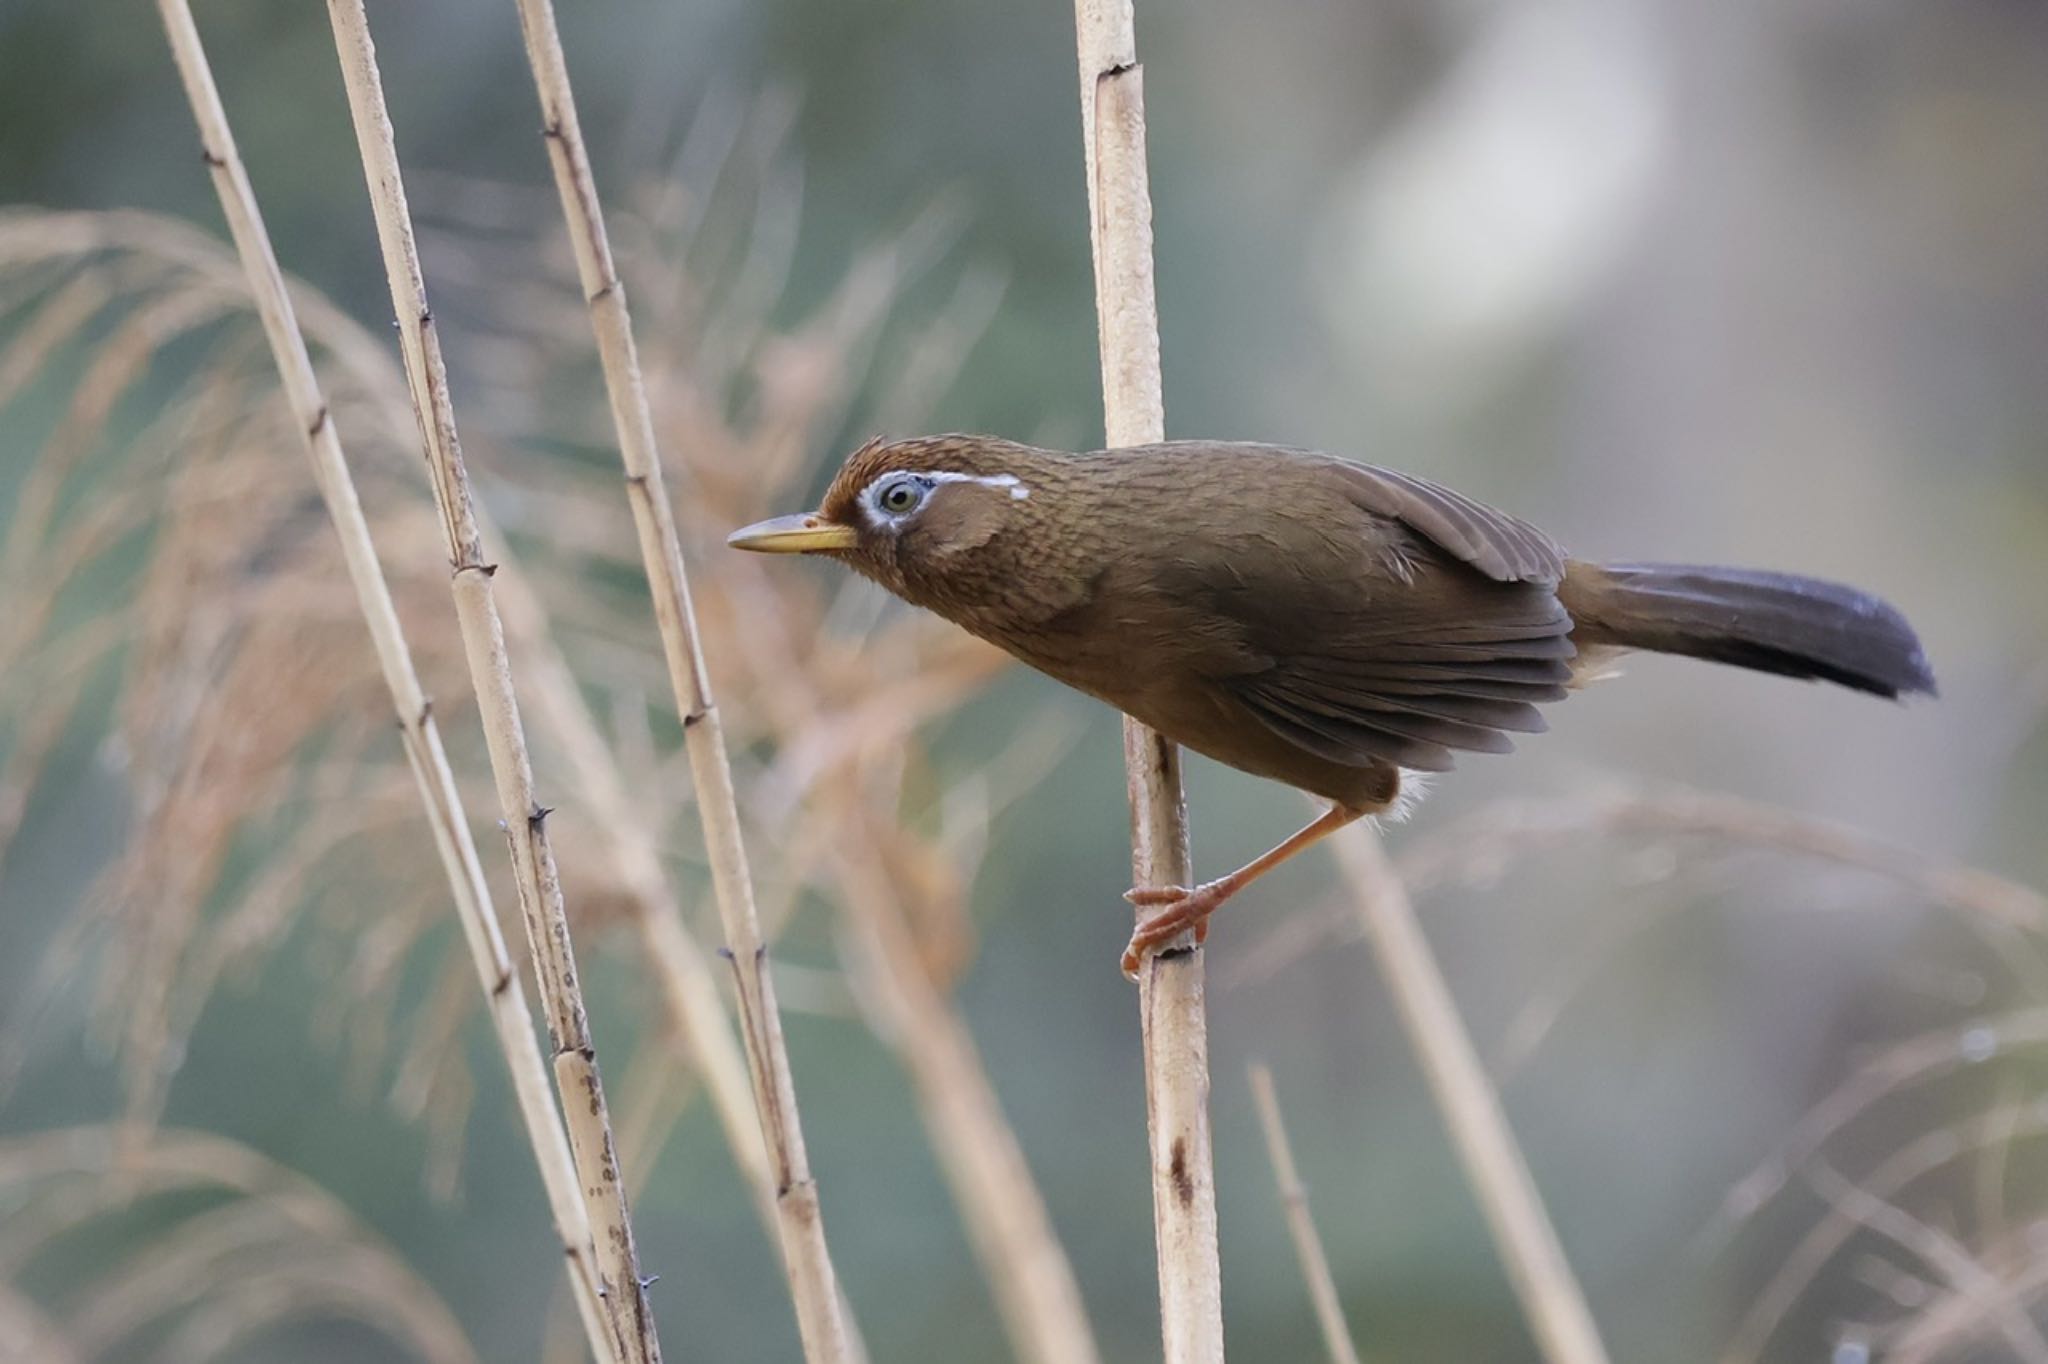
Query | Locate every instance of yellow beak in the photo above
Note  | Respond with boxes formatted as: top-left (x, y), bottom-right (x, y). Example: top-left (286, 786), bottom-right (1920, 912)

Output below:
top-left (726, 513), bottom-right (858, 554)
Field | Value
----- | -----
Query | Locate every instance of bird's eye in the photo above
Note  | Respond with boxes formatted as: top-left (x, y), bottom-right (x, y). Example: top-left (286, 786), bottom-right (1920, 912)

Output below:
top-left (877, 479), bottom-right (923, 515)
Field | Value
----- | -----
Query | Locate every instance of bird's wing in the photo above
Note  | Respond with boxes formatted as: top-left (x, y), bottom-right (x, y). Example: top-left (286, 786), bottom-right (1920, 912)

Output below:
top-left (1225, 589), bottom-right (1575, 772)
top-left (1165, 499), bottom-right (1575, 773)
top-left (1332, 461), bottom-right (1566, 585)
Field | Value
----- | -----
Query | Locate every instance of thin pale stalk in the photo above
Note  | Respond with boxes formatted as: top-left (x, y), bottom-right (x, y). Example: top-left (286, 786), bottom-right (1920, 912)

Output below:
top-left (834, 825), bottom-right (1102, 1364)
top-left (489, 554), bottom-right (769, 1193)
top-left (1327, 826), bottom-right (1609, 1364)
top-left (1071, 4), bottom-right (1223, 1359)
top-left (1246, 1064), bottom-right (1363, 1364)
top-left (499, 4), bottom-right (854, 1359)
top-left (322, 5), bottom-right (659, 1361)
top-left (152, 4), bottom-right (613, 1359)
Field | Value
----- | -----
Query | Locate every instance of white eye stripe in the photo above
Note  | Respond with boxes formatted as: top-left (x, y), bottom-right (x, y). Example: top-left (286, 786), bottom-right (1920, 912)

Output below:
top-left (858, 469), bottom-right (1032, 524)
top-left (936, 471), bottom-right (1031, 501)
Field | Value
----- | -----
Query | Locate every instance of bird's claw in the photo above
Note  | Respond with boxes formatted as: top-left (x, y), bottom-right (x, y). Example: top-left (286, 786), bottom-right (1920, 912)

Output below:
top-left (1119, 885), bottom-right (1217, 979)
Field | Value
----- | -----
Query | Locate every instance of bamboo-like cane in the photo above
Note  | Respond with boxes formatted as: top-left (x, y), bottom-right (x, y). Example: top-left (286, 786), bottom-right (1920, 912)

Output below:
top-left (1246, 1064), bottom-right (1363, 1364)
top-left (322, 5), bottom-right (660, 1362)
top-left (500, 3), bottom-right (853, 1359)
top-left (1070, 4), bottom-right (1225, 1359)
top-left (151, 5), bottom-right (615, 1361)
top-left (832, 818), bottom-right (1103, 1364)
top-left (1328, 826), bottom-right (1609, 1364)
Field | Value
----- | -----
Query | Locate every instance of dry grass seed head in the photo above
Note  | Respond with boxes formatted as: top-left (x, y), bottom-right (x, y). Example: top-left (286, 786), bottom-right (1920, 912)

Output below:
top-left (0, 130), bottom-right (1038, 1184)
top-left (0, 1125), bottom-right (474, 1363)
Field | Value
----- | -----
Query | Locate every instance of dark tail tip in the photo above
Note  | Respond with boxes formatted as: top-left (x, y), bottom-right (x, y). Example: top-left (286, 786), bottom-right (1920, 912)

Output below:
top-left (1566, 562), bottom-right (1937, 701)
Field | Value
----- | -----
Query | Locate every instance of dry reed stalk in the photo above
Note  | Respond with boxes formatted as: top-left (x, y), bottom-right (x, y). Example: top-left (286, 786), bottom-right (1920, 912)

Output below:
top-left (1245, 1064), bottom-right (1362, 1364)
top-left (1326, 826), bottom-right (1609, 1364)
top-left (499, 7), bottom-right (851, 1351)
top-left (687, 589), bottom-right (1096, 1360)
top-left (499, 9), bottom-right (854, 1355)
top-left (152, 5), bottom-right (616, 1360)
top-left (481, 329), bottom-right (1089, 1359)
top-left (832, 808), bottom-right (1103, 1364)
top-left (491, 537), bottom-right (875, 1361)
top-left (488, 553), bottom-right (771, 1191)
top-left (1071, 4), bottom-right (1224, 1358)
top-left (0, 196), bottom-right (1005, 1171)
top-left (322, 4), bottom-right (659, 1361)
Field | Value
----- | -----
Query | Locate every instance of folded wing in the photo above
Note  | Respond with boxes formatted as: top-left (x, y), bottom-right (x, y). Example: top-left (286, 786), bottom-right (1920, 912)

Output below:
top-left (1186, 459), bottom-right (1576, 773)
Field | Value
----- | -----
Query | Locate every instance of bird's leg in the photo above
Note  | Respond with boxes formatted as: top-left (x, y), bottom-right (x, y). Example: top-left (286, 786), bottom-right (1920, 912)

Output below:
top-left (1121, 803), bottom-right (1367, 976)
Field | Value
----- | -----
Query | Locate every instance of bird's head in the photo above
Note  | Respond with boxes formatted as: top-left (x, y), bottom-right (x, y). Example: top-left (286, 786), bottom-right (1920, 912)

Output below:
top-left (727, 434), bottom-right (1047, 600)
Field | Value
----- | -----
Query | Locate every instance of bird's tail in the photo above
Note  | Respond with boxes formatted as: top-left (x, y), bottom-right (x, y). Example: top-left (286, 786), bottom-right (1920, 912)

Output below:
top-left (1558, 561), bottom-right (1936, 700)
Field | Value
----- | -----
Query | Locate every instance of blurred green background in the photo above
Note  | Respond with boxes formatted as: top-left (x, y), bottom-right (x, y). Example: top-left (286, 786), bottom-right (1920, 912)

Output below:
top-left (5, 1), bottom-right (2048, 1361)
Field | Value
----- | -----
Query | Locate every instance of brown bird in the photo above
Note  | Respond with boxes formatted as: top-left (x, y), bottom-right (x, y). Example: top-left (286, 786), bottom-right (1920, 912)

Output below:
top-left (730, 435), bottom-right (1935, 975)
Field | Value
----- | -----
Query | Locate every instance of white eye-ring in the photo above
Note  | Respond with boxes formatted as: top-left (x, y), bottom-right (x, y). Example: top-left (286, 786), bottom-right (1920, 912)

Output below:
top-left (859, 469), bottom-right (1032, 528)
top-left (876, 477), bottom-right (925, 515)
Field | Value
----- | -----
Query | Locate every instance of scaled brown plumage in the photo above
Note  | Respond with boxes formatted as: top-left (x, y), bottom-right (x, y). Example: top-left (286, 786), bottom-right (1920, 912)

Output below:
top-left (731, 435), bottom-right (1935, 974)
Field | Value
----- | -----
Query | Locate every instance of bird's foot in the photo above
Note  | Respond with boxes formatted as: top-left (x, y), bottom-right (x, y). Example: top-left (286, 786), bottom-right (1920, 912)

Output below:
top-left (1120, 882), bottom-right (1222, 979)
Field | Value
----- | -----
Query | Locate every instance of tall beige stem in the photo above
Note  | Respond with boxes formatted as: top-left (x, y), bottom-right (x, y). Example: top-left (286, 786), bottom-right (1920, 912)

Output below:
top-left (152, 4), bottom-right (614, 1360)
top-left (1247, 1064), bottom-right (1363, 1364)
top-left (834, 826), bottom-right (1102, 1364)
top-left (500, 2), bottom-right (852, 1358)
top-left (487, 566), bottom-right (769, 1196)
top-left (323, 4), bottom-right (660, 1361)
top-left (1329, 827), bottom-right (1609, 1364)
top-left (1071, 3), bottom-right (1224, 1359)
